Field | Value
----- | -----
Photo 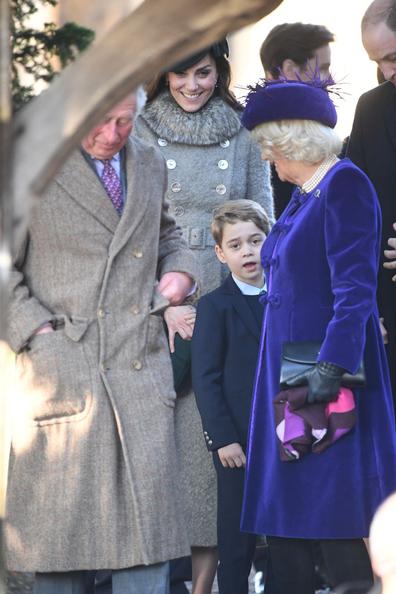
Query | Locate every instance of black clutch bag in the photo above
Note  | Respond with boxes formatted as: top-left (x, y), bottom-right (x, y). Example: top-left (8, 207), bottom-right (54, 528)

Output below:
top-left (280, 341), bottom-right (366, 390)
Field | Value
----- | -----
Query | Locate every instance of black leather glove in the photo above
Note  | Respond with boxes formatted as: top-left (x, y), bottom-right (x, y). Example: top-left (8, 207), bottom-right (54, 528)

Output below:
top-left (287, 361), bottom-right (346, 404)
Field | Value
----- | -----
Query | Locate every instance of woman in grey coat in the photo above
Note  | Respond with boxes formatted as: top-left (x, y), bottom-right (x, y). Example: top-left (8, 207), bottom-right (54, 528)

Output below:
top-left (133, 39), bottom-right (273, 594)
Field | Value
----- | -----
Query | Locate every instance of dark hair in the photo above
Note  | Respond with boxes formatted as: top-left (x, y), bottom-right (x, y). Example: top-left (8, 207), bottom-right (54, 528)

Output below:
top-left (362, 0), bottom-right (396, 32)
top-left (211, 200), bottom-right (271, 247)
top-left (260, 23), bottom-right (335, 79)
top-left (145, 52), bottom-right (241, 110)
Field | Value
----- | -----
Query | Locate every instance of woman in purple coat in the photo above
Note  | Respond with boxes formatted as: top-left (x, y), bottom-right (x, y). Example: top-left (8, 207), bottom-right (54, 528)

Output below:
top-left (240, 79), bottom-right (396, 593)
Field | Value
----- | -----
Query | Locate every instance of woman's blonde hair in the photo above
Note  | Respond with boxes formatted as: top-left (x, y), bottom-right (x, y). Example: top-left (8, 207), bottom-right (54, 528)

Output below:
top-left (251, 119), bottom-right (342, 165)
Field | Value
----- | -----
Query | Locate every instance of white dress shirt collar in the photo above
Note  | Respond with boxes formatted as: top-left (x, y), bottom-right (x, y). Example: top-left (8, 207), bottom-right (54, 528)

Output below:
top-left (91, 152), bottom-right (121, 178)
top-left (232, 274), bottom-right (266, 295)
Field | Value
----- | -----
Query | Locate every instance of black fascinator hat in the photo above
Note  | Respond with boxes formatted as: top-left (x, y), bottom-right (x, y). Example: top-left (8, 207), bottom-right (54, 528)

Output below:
top-left (170, 38), bottom-right (229, 72)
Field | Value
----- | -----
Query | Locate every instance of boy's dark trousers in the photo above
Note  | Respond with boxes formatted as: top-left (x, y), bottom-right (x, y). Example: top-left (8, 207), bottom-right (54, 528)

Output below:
top-left (213, 452), bottom-right (256, 594)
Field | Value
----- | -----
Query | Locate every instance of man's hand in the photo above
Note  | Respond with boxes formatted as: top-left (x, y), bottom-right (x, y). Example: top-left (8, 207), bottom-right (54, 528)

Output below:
top-left (380, 317), bottom-right (388, 345)
top-left (164, 305), bottom-right (195, 353)
top-left (218, 443), bottom-right (246, 468)
top-left (184, 307), bottom-right (196, 328)
top-left (383, 222), bottom-right (396, 281)
top-left (157, 272), bottom-right (194, 306)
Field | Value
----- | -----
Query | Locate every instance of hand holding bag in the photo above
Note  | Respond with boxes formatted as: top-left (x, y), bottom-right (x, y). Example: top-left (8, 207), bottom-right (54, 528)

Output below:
top-left (280, 341), bottom-right (366, 390)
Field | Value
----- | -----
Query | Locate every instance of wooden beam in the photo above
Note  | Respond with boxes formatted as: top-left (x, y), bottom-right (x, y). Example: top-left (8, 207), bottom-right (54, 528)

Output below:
top-left (0, 0), bottom-right (12, 587)
top-left (12, 0), bottom-right (283, 246)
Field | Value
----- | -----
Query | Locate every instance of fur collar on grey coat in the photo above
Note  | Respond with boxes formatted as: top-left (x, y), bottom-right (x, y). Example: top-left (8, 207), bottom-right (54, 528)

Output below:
top-left (140, 90), bottom-right (242, 145)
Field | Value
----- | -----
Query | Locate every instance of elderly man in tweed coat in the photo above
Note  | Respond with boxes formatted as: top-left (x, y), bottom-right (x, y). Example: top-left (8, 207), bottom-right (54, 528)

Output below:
top-left (5, 92), bottom-right (201, 594)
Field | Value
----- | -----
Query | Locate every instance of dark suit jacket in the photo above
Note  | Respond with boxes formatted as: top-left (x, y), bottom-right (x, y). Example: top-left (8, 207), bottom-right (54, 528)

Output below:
top-left (347, 81), bottom-right (396, 396)
top-left (191, 274), bottom-right (262, 451)
top-left (271, 164), bottom-right (295, 219)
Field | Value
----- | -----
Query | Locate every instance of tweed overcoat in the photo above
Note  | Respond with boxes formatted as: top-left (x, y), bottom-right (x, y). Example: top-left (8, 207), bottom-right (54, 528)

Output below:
top-left (133, 90), bottom-right (273, 546)
top-left (5, 136), bottom-right (201, 572)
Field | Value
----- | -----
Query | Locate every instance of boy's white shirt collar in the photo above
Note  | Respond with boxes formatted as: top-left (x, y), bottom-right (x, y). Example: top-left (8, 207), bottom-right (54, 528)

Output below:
top-left (231, 274), bottom-right (266, 295)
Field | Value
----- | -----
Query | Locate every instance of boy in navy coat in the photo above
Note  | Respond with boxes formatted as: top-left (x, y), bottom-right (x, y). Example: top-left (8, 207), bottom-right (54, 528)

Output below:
top-left (191, 199), bottom-right (271, 594)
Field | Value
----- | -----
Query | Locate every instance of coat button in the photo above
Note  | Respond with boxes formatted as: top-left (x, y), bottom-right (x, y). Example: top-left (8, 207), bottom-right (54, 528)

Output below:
top-left (101, 363), bottom-right (107, 373)
top-left (133, 249), bottom-right (143, 259)
top-left (208, 440), bottom-right (213, 445)
top-left (131, 305), bottom-right (140, 315)
top-left (174, 205), bottom-right (185, 217)
top-left (205, 435), bottom-right (210, 441)
top-left (216, 184), bottom-right (226, 195)
top-left (220, 140), bottom-right (230, 148)
top-left (98, 309), bottom-right (106, 319)
top-left (158, 138), bottom-right (168, 146)
top-left (167, 159), bottom-right (176, 169)
top-left (218, 159), bottom-right (228, 170)
top-left (171, 182), bottom-right (181, 193)
top-left (203, 431), bottom-right (208, 436)
top-left (133, 360), bottom-right (142, 370)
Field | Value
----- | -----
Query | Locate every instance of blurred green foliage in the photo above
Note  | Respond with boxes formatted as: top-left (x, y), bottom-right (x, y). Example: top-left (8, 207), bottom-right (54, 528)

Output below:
top-left (11, 0), bottom-right (95, 112)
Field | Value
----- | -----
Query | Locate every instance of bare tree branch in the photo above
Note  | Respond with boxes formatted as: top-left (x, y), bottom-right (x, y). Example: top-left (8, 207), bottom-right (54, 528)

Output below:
top-left (12, 0), bottom-right (283, 246)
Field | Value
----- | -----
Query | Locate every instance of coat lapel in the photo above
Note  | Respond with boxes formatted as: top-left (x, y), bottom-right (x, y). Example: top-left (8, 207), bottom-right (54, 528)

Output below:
top-left (55, 139), bottom-right (154, 253)
top-left (55, 149), bottom-right (120, 233)
top-left (223, 275), bottom-right (262, 342)
top-left (108, 137), bottom-right (153, 257)
top-left (383, 82), bottom-right (396, 153)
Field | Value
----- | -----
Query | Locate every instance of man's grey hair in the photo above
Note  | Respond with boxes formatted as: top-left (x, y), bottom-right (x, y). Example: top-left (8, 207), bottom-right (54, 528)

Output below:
top-left (135, 85), bottom-right (147, 118)
top-left (362, 0), bottom-right (396, 32)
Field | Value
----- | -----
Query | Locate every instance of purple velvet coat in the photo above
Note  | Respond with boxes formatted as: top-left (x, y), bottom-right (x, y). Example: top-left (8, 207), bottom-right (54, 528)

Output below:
top-left (241, 159), bottom-right (396, 539)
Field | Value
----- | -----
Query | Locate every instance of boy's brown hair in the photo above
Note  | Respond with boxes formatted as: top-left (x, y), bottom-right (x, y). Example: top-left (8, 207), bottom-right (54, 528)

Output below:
top-left (211, 199), bottom-right (271, 247)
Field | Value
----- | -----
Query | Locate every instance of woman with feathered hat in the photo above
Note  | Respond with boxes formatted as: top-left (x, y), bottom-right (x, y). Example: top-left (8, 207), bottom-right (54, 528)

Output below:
top-left (240, 76), bottom-right (396, 593)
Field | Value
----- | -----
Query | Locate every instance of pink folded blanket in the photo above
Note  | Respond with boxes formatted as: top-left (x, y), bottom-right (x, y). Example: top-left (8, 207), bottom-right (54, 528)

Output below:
top-left (273, 386), bottom-right (357, 461)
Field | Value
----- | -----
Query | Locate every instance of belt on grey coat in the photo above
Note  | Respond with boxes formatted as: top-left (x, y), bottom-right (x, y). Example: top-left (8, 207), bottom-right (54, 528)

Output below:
top-left (182, 227), bottom-right (216, 249)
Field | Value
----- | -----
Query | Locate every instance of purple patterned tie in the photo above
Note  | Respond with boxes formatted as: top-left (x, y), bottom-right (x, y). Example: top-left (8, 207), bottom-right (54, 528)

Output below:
top-left (101, 159), bottom-right (123, 215)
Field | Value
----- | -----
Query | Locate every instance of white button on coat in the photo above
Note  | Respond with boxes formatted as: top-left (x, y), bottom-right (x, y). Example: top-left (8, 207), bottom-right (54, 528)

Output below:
top-left (171, 182), bottom-right (181, 193)
top-left (173, 206), bottom-right (185, 217)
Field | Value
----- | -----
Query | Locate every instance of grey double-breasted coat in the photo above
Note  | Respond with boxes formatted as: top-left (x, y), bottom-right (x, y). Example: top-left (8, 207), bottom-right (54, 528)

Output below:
top-left (133, 91), bottom-right (273, 546)
top-left (134, 92), bottom-right (274, 295)
top-left (6, 136), bottom-right (201, 572)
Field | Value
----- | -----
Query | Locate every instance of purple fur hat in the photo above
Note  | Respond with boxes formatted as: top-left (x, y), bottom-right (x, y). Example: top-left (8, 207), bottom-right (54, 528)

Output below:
top-left (242, 75), bottom-right (338, 130)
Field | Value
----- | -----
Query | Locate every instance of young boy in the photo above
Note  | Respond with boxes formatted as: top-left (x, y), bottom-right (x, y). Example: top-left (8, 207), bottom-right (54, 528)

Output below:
top-left (191, 199), bottom-right (271, 594)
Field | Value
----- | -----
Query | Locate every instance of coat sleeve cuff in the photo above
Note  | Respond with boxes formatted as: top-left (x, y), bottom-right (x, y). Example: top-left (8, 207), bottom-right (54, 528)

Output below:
top-left (8, 304), bottom-right (54, 353)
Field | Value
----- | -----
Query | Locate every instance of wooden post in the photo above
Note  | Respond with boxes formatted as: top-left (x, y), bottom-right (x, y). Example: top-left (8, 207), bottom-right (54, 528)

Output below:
top-left (0, 0), bottom-right (12, 587)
